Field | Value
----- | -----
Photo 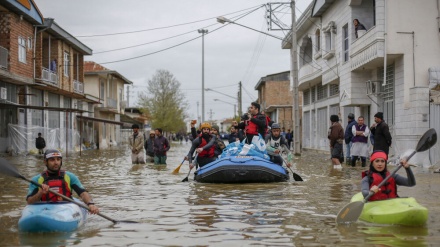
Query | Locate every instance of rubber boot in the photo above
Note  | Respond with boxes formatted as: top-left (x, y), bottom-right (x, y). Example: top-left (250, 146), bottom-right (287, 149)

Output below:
top-left (361, 159), bottom-right (366, 167)
top-left (346, 158), bottom-right (351, 167)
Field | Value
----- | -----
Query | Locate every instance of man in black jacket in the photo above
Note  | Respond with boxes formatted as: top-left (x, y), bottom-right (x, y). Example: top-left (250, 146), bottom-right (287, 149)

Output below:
top-left (237, 102), bottom-right (267, 144)
top-left (370, 112), bottom-right (392, 155)
top-left (35, 133), bottom-right (46, 154)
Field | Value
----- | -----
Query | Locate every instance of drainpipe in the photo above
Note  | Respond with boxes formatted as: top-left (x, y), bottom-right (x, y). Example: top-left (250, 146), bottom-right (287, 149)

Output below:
top-left (382, 1), bottom-right (387, 87)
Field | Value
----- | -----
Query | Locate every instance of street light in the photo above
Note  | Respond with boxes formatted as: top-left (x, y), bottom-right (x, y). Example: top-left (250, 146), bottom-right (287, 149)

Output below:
top-left (213, 99), bottom-right (237, 118)
top-left (198, 28), bottom-right (208, 122)
top-left (217, 4), bottom-right (300, 155)
top-left (217, 16), bottom-right (284, 41)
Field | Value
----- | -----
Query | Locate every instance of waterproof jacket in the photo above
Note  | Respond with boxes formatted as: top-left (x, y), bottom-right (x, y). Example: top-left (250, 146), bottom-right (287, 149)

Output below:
top-left (370, 121), bottom-right (392, 154)
top-left (344, 120), bottom-right (357, 144)
top-left (36, 137), bottom-right (46, 149)
top-left (328, 122), bottom-right (344, 147)
top-left (153, 135), bottom-right (170, 156)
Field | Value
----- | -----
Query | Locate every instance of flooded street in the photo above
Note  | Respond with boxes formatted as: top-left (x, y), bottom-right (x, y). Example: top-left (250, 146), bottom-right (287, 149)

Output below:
top-left (1, 141), bottom-right (440, 246)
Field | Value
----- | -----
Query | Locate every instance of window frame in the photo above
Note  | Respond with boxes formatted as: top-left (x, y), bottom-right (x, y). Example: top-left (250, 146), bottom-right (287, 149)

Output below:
top-left (18, 37), bottom-right (26, 63)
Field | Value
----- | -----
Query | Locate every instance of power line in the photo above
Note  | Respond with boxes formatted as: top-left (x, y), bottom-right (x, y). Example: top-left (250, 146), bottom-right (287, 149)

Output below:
top-left (75, 4), bottom-right (264, 38)
top-left (97, 6), bottom-right (264, 65)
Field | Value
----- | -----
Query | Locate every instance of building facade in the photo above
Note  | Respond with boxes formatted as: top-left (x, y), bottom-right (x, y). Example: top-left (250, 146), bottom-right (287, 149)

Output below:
top-left (84, 61), bottom-right (132, 149)
top-left (255, 71), bottom-right (296, 131)
top-left (287, 0), bottom-right (440, 164)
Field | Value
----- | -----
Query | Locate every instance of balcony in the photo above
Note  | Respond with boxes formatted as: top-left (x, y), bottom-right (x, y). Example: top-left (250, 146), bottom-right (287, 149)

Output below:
top-left (106, 97), bottom-right (117, 109)
top-left (298, 63), bottom-right (322, 88)
top-left (0, 46), bottom-right (7, 69)
top-left (350, 26), bottom-right (385, 71)
top-left (42, 67), bottom-right (58, 86)
top-left (73, 79), bottom-right (84, 94)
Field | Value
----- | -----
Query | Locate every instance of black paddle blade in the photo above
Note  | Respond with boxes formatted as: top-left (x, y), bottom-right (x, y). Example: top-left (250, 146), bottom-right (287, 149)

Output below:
top-left (0, 158), bottom-right (23, 179)
top-left (181, 176), bottom-right (189, 182)
top-left (115, 220), bottom-right (139, 224)
top-left (336, 201), bottom-right (365, 224)
top-left (292, 172), bottom-right (304, 182)
top-left (416, 128), bottom-right (437, 152)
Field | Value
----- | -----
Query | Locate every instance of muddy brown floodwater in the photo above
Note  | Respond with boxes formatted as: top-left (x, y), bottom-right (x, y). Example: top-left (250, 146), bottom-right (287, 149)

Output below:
top-left (0, 141), bottom-right (439, 246)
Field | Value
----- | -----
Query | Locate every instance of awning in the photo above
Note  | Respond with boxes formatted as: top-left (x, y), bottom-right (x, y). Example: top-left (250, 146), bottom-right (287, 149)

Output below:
top-left (76, 115), bottom-right (124, 126)
top-left (0, 102), bottom-right (88, 113)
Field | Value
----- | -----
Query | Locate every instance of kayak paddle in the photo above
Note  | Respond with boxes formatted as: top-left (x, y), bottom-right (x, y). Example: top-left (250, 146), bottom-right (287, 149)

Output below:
top-left (0, 158), bottom-right (138, 224)
top-left (336, 128), bottom-right (437, 224)
top-left (182, 154), bottom-right (198, 182)
top-left (172, 158), bottom-right (186, 174)
top-left (280, 156), bottom-right (303, 181)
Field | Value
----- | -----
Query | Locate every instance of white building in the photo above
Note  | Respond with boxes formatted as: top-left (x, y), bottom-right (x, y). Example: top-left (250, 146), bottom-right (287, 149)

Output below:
top-left (284, 0), bottom-right (440, 164)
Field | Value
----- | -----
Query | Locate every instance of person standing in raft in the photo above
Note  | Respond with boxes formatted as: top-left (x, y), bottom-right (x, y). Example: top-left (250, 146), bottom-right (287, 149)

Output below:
top-left (361, 151), bottom-right (415, 201)
top-left (237, 102), bottom-right (267, 144)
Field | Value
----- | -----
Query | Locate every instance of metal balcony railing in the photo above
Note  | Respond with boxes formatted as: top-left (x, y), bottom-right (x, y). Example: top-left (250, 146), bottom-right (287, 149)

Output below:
top-left (42, 67), bottom-right (58, 86)
top-left (73, 79), bottom-right (84, 94)
top-left (0, 46), bottom-right (8, 69)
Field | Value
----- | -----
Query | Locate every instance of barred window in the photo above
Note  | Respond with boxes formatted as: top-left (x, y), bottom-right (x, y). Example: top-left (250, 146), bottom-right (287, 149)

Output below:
top-left (317, 84), bottom-right (328, 100)
top-left (311, 86), bottom-right (316, 103)
top-left (378, 65), bottom-right (394, 125)
top-left (329, 84), bottom-right (339, 96)
top-left (303, 89), bottom-right (310, 105)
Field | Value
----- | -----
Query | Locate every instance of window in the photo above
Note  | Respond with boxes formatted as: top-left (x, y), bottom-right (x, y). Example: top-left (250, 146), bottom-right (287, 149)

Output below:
top-left (314, 29), bottom-right (321, 59)
top-left (378, 65), bottom-right (395, 125)
top-left (303, 89), bottom-right (310, 105)
top-left (18, 37), bottom-right (26, 63)
top-left (322, 21), bottom-right (336, 59)
top-left (329, 84), bottom-right (339, 96)
top-left (311, 86), bottom-right (316, 103)
top-left (343, 24), bottom-right (349, 62)
top-left (27, 37), bottom-right (32, 49)
top-left (100, 79), bottom-right (105, 99)
top-left (63, 52), bottom-right (70, 77)
top-left (317, 84), bottom-right (328, 100)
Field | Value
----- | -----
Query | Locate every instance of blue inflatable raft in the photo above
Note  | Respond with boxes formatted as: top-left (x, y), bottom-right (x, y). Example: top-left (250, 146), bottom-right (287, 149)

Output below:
top-left (194, 156), bottom-right (289, 183)
top-left (18, 200), bottom-right (88, 232)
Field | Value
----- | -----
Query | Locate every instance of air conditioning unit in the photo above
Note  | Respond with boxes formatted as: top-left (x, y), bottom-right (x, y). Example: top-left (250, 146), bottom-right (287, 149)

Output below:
top-left (366, 80), bottom-right (383, 95)
top-left (0, 87), bottom-right (6, 100)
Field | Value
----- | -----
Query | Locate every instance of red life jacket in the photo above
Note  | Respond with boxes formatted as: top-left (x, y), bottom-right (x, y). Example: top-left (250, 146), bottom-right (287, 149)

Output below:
top-left (245, 115), bottom-right (259, 135)
top-left (41, 170), bottom-right (72, 202)
top-left (198, 135), bottom-right (215, 158)
top-left (368, 171), bottom-right (397, 201)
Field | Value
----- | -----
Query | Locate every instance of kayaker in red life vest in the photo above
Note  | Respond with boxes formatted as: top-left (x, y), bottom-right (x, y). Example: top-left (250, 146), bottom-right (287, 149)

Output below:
top-left (26, 149), bottom-right (99, 214)
top-left (361, 151), bottom-right (415, 201)
top-left (237, 102), bottom-right (267, 144)
top-left (185, 122), bottom-right (217, 168)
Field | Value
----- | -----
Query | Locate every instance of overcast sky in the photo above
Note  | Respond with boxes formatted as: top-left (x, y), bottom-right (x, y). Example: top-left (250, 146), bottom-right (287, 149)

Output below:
top-left (34, 0), bottom-right (312, 122)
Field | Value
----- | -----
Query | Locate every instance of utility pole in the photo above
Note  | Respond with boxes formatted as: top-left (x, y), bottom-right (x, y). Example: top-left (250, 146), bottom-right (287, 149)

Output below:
top-left (291, 0), bottom-right (300, 155)
top-left (238, 81), bottom-right (243, 116)
top-left (197, 101), bottom-right (200, 123)
top-left (198, 29), bottom-right (208, 122)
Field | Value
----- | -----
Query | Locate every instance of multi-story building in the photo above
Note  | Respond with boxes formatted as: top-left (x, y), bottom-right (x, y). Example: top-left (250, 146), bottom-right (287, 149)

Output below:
top-left (0, 1), bottom-right (93, 154)
top-left (284, 0), bottom-right (440, 164)
top-left (84, 61), bottom-right (132, 149)
top-left (255, 71), bottom-right (295, 131)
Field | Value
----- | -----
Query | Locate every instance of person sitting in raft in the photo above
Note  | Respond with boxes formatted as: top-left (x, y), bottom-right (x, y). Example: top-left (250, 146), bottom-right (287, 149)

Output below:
top-left (361, 150), bottom-right (415, 201)
top-left (210, 124), bottom-right (226, 157)
top-left (265, 123), bottom-right (291, 167)
top-left (185, 122), bottom-right (217, 169)
top-left (26, 149), bottom-right (99, 214)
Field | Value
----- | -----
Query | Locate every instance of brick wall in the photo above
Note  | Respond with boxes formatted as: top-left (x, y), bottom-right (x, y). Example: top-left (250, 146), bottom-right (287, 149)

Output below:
top-left (264, 80), bottom-right (293, 106)
top-left (3, 10), bottom-right (34, 79)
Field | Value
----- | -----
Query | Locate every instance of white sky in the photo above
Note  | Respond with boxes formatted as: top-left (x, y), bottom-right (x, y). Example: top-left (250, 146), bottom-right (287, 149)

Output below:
top-left (34, 0), bottom-right (312, 121)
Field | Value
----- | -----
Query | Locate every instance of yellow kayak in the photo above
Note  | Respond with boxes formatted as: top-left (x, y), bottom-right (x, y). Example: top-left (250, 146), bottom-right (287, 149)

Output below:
top-left (350, 192), bottom-right (428, 226)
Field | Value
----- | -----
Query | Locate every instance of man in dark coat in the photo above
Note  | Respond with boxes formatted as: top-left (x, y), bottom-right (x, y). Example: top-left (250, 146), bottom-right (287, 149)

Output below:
top-left (328, 115), bottom-right (344, 169)
top-left (237, 102), bottom-right (267, 144)
top-left (344, 113), bottom-right (357, 166)
top-left (370, 112), bottom-right (392, 155)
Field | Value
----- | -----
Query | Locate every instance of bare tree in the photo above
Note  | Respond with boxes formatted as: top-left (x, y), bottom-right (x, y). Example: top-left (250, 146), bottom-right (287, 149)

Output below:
top-left (138, 70), bottom-right (187, 133)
